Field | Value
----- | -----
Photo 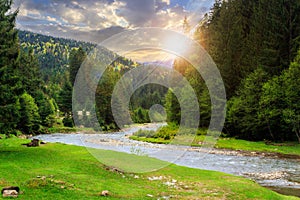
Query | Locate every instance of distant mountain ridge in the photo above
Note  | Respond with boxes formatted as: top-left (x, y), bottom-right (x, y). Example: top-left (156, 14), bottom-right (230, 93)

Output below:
top-left (18, 30), bottom-right (141, 84)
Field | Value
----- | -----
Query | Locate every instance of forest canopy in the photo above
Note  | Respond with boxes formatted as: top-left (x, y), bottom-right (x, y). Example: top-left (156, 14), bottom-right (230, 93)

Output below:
top-left (0, 0), bottom-right (300, 143)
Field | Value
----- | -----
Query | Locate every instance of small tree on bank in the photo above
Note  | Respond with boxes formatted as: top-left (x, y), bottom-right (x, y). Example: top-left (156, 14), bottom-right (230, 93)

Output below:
top-left (18, 93), bottom-right (40, 134)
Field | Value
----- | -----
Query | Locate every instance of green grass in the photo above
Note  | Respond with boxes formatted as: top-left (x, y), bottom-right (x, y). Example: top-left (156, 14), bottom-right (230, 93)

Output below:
top-left (0, 138), bottom-right (297, 199)
top-left (216, 138), bottom-right (300, 156)
top-left (130, 135), bottom-right (170, 144)
top-left (47, 127), bottom-right (78, 133)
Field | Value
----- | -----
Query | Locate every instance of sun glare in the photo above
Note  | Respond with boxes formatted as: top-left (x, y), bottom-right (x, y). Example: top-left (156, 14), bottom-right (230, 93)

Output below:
top-left (163, 34), bottom-right (190, 57)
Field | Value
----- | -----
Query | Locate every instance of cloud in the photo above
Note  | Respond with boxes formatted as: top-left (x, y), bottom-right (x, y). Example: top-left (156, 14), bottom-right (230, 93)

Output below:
top-left (116, 0), bottom-right (156, 27)
top-left (161, 0), bottom-right (171, 5)
top-left (13, 0), bottom-right (215, 44)
top-left (125, 49), bottom-right (175, 63)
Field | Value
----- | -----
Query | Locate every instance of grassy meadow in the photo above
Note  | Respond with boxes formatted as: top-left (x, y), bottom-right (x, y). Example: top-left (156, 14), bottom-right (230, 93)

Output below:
top-left (0, 138), bottom-right (298, 199)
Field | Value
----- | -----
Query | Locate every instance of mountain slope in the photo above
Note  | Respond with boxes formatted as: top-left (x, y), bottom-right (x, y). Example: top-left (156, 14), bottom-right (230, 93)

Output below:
top-left (18, 30), bottom-right (96, 82)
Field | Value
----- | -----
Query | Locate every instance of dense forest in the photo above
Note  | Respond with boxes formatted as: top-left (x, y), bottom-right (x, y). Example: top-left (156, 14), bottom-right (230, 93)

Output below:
top-left (165, 0), bottom-right (300, 142)
top-left (1, 0), bottom-right (300, 143)
top-left (0, 0), bottom-right (167, 134)
top-left (18, 30), bottom-right (96, 84)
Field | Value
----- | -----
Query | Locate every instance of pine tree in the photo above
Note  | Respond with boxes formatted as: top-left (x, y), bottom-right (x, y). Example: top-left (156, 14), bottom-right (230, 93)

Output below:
top-left (18, 93), bottom-right (40, 134)
top-left (0, 0), bottom-right (22, 134)
top-left (17, 48), bottom-right (43, 97)
top-left (58, 80), bottom-right (73, 115)
top-left (58, 79), bottom-right (74, 127)
top-left (205, 0), bottom-right (256, 98)
top-left (165, 89), bottom-right (180, 125)
top-left (260, 50), bottom-right (300, 142)
top-left (69, 47), bottom-right (86, 86)
top-left (95, 68), bottom-right (121, 129)
top-left (282, 51), bottom-right (300, 142)
top-left (226, 68), bottom-right (269, 140)
top-left (35, 90), bottom-right (56, 127)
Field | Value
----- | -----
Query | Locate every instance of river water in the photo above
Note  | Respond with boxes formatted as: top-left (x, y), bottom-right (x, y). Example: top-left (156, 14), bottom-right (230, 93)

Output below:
top-left (33, 124), bottom-right (300, 197)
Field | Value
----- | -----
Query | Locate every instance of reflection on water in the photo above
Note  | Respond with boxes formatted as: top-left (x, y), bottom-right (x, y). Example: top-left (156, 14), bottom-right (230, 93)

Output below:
top-left (33, 124), bottom-right (300, 197)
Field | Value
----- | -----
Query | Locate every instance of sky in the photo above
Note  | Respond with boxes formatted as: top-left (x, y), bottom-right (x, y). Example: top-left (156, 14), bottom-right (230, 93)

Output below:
top-left (12, 0), bottom-right (215, 61)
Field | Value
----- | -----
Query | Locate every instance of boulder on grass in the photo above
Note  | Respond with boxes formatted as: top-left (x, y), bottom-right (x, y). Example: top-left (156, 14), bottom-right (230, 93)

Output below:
top-left (100, 190), bottom-right (109, 196)
top-left (1, 186), bottom-right (19, 198)
top-left (26, 139), bottom-right (40, 147)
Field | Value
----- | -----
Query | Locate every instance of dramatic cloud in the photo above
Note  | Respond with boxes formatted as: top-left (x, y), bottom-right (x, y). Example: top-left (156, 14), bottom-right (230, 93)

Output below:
top-left (13, 0), bottom-right (214, 43)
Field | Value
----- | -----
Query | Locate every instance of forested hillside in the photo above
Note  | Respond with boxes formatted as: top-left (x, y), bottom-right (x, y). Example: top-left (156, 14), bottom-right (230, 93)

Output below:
top-left (1, 0), bottom-right (300, 144)
top-left (164, 0), bottom-right (300, 142)
top-left (18, 30), bottom-right (96, 83)
top-left (0, 1), bottom-right (56, 135)
top-left (0, 10), bottom-right (168, 135)
top-left (17, 31), bottom-right (168, 131)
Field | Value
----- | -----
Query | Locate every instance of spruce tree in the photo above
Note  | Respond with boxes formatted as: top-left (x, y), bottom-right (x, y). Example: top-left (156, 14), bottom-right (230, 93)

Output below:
top-left (18, 48), bottom-right (43, 97)
top-left (226, 68), bottom-right (269, 140)
top-left (69, 47), bottom-right (86, 86)
top-left (58, 80), bottom-right (73, 115)
top-left (165, 89), bottom-right (180, 125)
top-left (0, 0), bottom-right (21, 134)
top-left (35, 90), bottom-right (56, 127)
top-left (18, 93), bottom-right (40, 134)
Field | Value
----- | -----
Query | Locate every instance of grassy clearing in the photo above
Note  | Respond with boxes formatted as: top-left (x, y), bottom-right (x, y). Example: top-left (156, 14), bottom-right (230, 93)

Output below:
top-left (216, 138), bottom-right (300, 156)
top-left (0, 138), bottom-right (297, 199)
top-left (130, 128), bottom-right (300, 156)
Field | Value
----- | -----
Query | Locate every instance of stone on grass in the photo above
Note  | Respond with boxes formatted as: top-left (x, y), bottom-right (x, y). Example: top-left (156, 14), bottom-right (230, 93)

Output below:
top-left (1, 186), bottom-right (19, 198)
top-left (18, 135), bottom-right (27, 139)
top-left (100, 190), bottom-right (110, 196)
top-left (26, 139), bottom-right (40, 147)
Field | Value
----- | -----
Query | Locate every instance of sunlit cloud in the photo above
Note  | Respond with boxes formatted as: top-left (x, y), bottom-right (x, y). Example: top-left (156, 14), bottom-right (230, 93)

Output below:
top-left (12, 0), bottom-right (215, 61)
top-left (125, 49), bottom-right (175, 64)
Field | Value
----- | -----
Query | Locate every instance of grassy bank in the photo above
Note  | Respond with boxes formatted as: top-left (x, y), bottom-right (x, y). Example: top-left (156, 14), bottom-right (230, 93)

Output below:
top-left (130, 127), bottom-right (300, 156)
top-left (0, 138), bottom-right (297, 199)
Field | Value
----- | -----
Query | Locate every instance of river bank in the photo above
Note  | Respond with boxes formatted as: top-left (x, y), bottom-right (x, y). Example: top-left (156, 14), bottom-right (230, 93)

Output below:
top-left (0, 138), bottom-right (298, 199)
top-left (129, 125), bottom-right (300, 157)
top-left (32, 124), bottom-right (300, 197)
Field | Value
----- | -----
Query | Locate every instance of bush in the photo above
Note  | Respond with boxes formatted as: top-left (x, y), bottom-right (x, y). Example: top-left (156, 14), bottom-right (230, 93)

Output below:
top-left (11, 130), bottom-right (23, 137)
top-left (133, 129), bottom-right (156, 138)
top-left (63, 117), bottom-right (74, 127)
top-left (132, 107), bottom-right (150, 123)
top-left (132, 125), bottom-right (214, 141)
top-left (47, 127), bottom-right (77, 133)
top-left (155, 125), bottom-right (178, 140)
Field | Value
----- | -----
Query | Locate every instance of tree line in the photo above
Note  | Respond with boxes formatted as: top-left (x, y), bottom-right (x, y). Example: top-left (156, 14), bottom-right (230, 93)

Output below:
top-left (1, 0), bottom-right (170, 135)
top-left (165, 0), bottom-right (300, 142)
top-left (0, 0), bottom-right (166, 135)
top-left (2, 0), bottom-right (299, 142)
top-left (0, 0), bottom-right (56, 135)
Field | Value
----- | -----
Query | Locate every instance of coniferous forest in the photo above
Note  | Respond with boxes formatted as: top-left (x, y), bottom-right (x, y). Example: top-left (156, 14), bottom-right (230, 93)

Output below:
top-left (1, 0), bottom-right (300, 143)
top-left (1, 0), bottom-right (300, 199)
top-left (168, 0), bottom-right (300, 143)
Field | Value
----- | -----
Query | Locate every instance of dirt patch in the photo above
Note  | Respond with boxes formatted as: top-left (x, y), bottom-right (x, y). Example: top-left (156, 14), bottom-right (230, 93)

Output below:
top-left (0, 179), bottom-right (9, 185)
